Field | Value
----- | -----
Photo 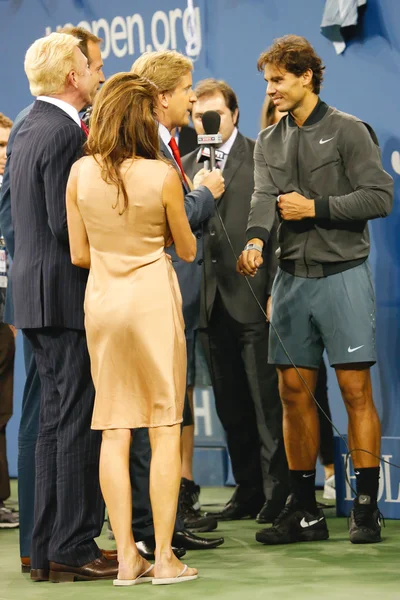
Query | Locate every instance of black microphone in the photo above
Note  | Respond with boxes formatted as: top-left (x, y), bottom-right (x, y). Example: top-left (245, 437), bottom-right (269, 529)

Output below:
top-left (198, 110), bottom-right (222, 170)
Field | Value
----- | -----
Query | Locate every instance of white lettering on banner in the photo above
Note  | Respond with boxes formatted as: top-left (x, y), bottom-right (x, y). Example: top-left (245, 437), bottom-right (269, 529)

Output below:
top-left (342, 454), bottom-right (357, 501)
top-left (151, 11), bottom-right (170, 51)
top-left (127, 14), bottom-right (145, 56)
top-left (45, 6), bottom-right (202, 61)
top-left (111, 16), bottom-right (128, 58)
top-left (341, 454), bottom-right (395, 503)
top-left (382, 455), bottom-right (400, 502)
top-left (194, 389), bottom-right (212, 437)
top-left (169, 8), bottom-right (183, 49)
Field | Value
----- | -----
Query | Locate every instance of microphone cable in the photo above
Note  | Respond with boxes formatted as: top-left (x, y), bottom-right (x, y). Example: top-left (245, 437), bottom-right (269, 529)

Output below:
top-left (212, 200), bottom-right (400, 497)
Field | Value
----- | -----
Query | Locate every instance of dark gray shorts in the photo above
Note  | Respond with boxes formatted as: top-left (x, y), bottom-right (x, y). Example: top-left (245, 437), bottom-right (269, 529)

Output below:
top-left (269, 261), bottom-right (376, 368)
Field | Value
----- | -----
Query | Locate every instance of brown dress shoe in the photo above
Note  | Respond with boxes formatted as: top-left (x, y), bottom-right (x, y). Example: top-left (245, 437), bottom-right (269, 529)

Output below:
top-left (49, 556), bottom-right (118, 582)
top-left (101, 549), bottom-right (117, 561)
top-left (21, 557), bottom-right (30, 574)
top-left (31, 568), bottom-right (49, 582)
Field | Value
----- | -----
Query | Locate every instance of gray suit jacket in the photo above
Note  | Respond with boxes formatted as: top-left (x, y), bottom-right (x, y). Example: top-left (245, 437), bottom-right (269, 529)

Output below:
top-left (183, 131), bottom-right (278, 327)
top-left (160, 138), bottom-right (214, 334)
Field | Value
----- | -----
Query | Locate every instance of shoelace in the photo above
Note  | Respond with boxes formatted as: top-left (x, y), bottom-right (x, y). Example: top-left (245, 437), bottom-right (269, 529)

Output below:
top-left (271, 503), bottom-right (295, 527)
top-left (349, 505), bottom-right (385, 529)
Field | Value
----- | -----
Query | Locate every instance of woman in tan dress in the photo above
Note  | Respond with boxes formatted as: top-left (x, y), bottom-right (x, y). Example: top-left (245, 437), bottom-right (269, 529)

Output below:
top-left (66, 72), bottom-right (197, 585)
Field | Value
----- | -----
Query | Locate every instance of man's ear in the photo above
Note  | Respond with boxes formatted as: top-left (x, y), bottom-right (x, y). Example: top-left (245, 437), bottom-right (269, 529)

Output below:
top-left (301, 68), bottom-right (313, 89)
top-left (159, 91), bottom-right (169, 109)
top-left (68, 69), bottom-right (79, 90)
top-left (232, 107), bottom-right (239, 126)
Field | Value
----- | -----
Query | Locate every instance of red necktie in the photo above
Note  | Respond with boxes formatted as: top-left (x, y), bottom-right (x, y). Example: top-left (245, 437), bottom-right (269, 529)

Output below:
top-left (168, 137), bottom-right (187, 186)
top-left (80, 120), bottom-right (89, 138)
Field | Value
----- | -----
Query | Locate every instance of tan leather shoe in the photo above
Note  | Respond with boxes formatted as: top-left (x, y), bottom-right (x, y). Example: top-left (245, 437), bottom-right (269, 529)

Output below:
top-left (30, 568), bottom-right (49, 582)
top-left (49, 556), bottom-right (118, 582)
top-left (101, 549), bottom-right (117, 561)
top-left (21, 557), bottom-right (30, 574)
top-left (22, 549), bottom-right (117, 574)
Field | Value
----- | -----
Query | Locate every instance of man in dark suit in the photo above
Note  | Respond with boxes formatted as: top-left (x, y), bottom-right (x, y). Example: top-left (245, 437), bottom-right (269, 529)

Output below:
top-left (130, 50), bottom-right (225, 550)
top-left (0, 27), bottom-right (107, 574)
top-left (183, 79), bottom-right (289, 523)
top-left (9, 32), bottom-right (117, 582)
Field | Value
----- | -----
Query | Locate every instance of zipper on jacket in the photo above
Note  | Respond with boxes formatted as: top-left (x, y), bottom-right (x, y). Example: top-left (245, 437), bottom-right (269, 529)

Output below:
top-left (296, 128), bottom-right (309, 277)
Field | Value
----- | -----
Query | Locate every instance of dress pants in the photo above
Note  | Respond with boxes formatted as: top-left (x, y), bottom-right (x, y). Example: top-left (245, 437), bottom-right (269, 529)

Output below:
top-left (0, 323), bottom-right (15, 502)
top-left (130, 427), bottom-right (184, 540)
top-left (200, 292), bottom-right (288, 501)
top-left (18, 333), bottom-right (41, 558)
top-left (24, 327), bottom-right (104, 569)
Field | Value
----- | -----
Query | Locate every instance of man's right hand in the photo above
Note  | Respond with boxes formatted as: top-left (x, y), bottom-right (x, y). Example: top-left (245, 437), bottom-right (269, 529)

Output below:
top-left (237, 238), bottom-right (264, 277)
top-left (201, 169), bottom-right (225, 200)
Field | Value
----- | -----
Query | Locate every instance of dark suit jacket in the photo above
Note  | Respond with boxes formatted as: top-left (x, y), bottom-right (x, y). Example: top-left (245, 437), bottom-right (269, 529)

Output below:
top-left (178, 126), bottom-right (198, 157)
top-left (160, 138), bottom-right (214, 333)
top-left (0, 103), bottom-right (33, 325)
top-left (182, 131), bottom-right (278, 327)
top-left (10, 100), bottom-right (87, 330)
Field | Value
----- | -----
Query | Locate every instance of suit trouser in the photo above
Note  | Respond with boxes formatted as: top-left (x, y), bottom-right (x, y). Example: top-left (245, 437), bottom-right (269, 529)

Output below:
top-left (24, 327), bottom-right (104, 569)
top-left (0, 323), bottom-right (15, 502)
top-left (200, 292), bottom-right (289, 501)
top-left (130, 428), bottom-right (184, 541)
top-left (18, 333), bottom-right (41, 557)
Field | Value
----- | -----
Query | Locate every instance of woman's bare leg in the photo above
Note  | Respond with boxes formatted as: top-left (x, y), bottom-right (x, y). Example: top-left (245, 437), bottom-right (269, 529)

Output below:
top-left (149, 424), bottom-right (197, 579)
top-left (100, 428), bottom-right (151, 580)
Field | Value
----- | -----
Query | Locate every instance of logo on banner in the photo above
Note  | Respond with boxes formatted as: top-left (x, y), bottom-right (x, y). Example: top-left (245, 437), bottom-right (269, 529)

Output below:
top-left (45, 5), bottom-right (203, 61)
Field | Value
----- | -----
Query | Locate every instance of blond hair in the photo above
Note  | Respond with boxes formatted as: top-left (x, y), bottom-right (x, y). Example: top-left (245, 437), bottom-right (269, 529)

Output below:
top-left (24, 32), bottom-right (82, 97)
top-left (0, 113), bottom-right (13, 129)
top-left (131, 50), bottom-right (192, 93)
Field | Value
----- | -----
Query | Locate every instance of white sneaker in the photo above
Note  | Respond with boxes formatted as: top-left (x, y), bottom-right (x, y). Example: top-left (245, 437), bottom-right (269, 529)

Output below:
top-left (323, 474), bottom-right (336, 500)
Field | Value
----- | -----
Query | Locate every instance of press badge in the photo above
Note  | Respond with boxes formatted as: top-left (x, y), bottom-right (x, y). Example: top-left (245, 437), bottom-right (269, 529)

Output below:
top-left (0, 237), bottom-right (7, 289)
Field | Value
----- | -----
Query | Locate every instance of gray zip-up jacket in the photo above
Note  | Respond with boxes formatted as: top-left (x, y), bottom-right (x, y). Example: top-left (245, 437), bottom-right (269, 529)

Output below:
top-left (247, 100), bottom-right (393, 277)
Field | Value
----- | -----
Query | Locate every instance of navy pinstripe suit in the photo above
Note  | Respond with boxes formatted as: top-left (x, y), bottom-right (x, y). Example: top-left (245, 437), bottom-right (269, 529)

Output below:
top-left (10, 100), bottom-right (104, 569)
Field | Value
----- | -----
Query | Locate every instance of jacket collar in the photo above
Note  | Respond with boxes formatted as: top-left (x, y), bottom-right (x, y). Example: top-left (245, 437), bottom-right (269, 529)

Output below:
top-left (288, 98), bottom-right (329, 127)
top-left (159, 137), bottom-right (190, 194)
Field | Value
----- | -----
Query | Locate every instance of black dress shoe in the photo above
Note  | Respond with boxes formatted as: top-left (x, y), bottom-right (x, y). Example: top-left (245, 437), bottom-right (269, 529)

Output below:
top-left (136, 537), bottom-right (186, 561)
top-left (178, 478), bottom-right (218, 533)
top-left (205, 486), bottom-right (265, 521)
top-left (256, 483), bottom-right (290, 524)
top-left (172, 529), bottom-right (224, 550)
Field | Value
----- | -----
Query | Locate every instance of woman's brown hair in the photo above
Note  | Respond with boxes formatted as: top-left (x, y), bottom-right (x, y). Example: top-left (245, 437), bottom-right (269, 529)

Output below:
top-left (86, 71), bottom-right (161, 213)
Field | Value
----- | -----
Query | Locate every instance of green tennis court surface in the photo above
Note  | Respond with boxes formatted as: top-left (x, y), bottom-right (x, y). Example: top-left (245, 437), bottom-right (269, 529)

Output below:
top-left (1, 482), bottom-right (399, 600)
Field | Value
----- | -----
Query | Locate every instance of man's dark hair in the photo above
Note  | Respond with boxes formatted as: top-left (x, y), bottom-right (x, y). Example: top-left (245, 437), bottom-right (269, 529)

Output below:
top-left (257, 35), bottom-right (325, 95)
top-left (194, 78), bottom-right (240, 126)
top-left (59, 26), bottom-right (102, 65)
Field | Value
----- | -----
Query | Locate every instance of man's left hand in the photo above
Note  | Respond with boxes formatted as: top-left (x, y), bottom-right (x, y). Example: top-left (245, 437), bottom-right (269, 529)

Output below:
top-left (278, 192), bottom-right (315, 220)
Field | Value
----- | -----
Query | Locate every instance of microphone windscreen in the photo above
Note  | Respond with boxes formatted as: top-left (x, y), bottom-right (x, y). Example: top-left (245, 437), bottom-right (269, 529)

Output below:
top-left (202, 111), bottom-right (221, 135)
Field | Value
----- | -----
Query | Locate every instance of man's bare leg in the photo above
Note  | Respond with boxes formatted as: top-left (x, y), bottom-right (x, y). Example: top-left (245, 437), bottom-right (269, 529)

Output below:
top-left (336, 364), bottom-right (382, 543)
top-left (278, 367), bottom-right (320, 470)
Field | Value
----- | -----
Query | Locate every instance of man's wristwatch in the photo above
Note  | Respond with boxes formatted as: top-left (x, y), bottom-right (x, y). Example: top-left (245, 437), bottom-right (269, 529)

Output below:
top-left (244, 243), bottom-right (263, 253)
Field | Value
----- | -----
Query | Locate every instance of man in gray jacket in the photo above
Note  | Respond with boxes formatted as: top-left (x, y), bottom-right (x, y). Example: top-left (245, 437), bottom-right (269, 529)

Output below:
top-left (238, 35), bottom-right (393, 546)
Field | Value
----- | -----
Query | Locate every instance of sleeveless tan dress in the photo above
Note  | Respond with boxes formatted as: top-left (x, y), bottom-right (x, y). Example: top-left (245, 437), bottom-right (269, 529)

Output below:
top-left (76, 156), bottom-right (186, 429)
